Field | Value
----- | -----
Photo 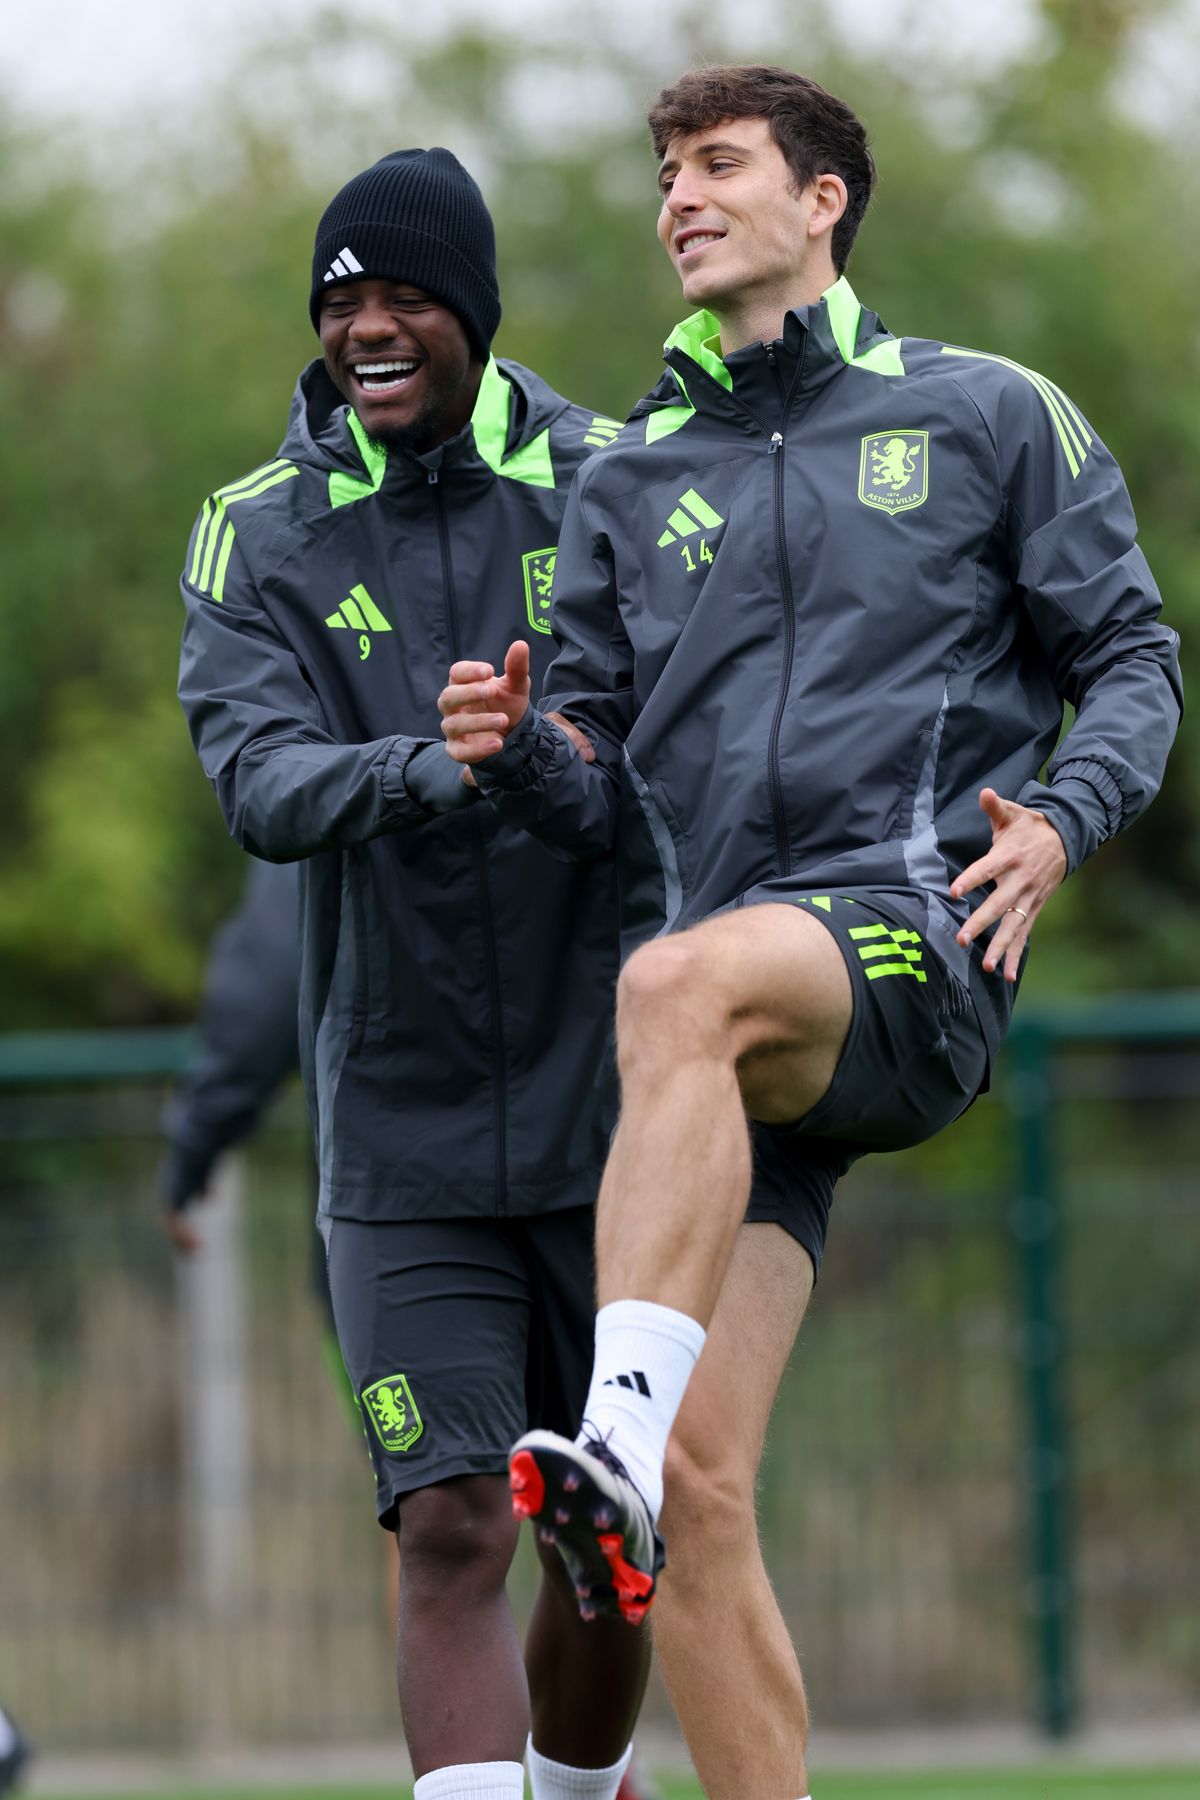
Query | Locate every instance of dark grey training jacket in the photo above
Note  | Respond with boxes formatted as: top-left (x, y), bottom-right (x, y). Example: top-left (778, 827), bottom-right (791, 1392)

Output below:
top-left (179, 356), bottom-right (623, 1220)
top-left (476, 280), bottom-right (1182, 1065)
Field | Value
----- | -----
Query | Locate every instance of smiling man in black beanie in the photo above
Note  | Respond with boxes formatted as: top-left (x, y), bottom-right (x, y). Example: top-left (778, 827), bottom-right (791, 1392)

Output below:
top-left (311, 148), bottom-right (502, 453)
top-left (178, 149), bottom-right (651, 1800)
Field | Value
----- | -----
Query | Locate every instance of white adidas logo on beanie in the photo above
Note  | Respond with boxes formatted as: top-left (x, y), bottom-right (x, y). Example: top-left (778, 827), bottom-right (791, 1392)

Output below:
top-left (323, 245), bottom-right (364, 283)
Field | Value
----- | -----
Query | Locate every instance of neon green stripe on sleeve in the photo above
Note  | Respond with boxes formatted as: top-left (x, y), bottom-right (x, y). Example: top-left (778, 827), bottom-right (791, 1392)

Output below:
top-left (941, 347), bottom-right (1088, 477)
top-left (1022, 368), bottom-right (1088, 467)
top-left (198, 500), bottom-right (227, 592)
top-left (189, 499), bottom-right (213, 586)
top-left (226, 465), bottom-right (299, 503)
top-left (1044, 375), bottom-right (1093, 448)
top-left (191, 463), bottom-right (297, 593)
top-left (214, 458), bottom-right (291, 501)
top-left (211, 520), bottom-right (236, 603)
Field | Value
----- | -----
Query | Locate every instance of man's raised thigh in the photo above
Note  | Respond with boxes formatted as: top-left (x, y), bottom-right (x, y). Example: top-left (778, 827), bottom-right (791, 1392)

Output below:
top-left (673, 902), bottom-right (854, 1123)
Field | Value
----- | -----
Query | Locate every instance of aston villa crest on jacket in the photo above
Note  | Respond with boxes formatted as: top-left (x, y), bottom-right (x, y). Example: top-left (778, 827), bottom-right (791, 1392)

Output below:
top-left (859, 430), bottom-right (928, 513)
top-left (523, 547), bottom-right (557, 634)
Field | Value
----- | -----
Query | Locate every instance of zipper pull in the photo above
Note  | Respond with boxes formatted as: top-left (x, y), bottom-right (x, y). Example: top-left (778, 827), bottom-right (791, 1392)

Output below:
top-left (427, 467), bottom-right (439, 486)
top-left (769, 431), bottom-right (783, 454)
top-left (765, 344), bottom-right (777, 368)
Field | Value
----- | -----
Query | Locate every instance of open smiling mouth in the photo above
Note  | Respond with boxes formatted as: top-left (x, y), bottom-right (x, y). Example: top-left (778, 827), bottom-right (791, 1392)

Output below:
top-left (352, 360), bottom-right (421, 395)
top-left (677, 232), bottom-right (725, 258)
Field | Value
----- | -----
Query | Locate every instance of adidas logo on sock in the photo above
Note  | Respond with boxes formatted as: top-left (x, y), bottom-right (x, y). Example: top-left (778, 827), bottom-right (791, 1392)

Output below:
top-left (323, 245), bottom-right (365, 283)
top-left (603, 1370), bottom-right (652, 1396)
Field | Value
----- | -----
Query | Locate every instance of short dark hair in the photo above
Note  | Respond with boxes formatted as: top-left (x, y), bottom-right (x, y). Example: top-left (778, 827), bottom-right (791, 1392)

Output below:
top-left (648, 64), bottom-right (876, 274)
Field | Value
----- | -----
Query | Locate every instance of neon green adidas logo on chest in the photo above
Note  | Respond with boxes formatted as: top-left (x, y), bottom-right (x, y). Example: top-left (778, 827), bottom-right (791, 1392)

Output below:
top-left (325, 583), bottom-right (393, 660)
top-left (657, 486), bottom-right (724, 574)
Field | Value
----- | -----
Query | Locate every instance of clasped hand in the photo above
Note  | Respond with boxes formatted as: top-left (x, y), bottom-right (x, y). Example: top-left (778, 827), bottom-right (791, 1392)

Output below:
top-left (438, 639), bottom-right (594, 768)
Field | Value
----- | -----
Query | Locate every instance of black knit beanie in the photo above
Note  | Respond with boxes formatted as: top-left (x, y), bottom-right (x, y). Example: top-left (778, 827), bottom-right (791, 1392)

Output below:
top-left (310, 148), bottom-right (500, 355)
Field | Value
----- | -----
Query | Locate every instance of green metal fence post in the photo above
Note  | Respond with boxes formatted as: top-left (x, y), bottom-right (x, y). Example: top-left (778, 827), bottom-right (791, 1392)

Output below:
top-left (1007, 1019), bottom-right (1076, 1737)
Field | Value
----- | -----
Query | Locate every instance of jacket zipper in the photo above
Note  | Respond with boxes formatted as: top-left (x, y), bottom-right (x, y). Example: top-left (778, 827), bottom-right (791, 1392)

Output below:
top-left (763, 342), bottom-right (803, 877)
top-left (430, 469), bottom-right (510, 1216)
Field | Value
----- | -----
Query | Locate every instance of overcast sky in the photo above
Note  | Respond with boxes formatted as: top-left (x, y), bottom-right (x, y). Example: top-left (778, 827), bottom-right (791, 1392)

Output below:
top-left (6, 0), bottom-right (1198, 194)
top-left (2, 0), bottom-right (1049, 134)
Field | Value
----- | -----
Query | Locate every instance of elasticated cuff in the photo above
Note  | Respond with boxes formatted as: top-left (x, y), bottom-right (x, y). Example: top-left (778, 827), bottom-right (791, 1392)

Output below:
top-left (472, 704), bottom-right (546, 787)
top-left (377, 736), bottom-right (440, 819)
top-left (404, 742), bottom-right (480, 814)
top-left (1018, 766), bottom-right (1119, 875)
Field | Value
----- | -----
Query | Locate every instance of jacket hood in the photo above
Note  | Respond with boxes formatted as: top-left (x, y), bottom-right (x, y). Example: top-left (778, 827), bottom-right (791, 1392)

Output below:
top-left (278, 354), bottom-right (580, 492)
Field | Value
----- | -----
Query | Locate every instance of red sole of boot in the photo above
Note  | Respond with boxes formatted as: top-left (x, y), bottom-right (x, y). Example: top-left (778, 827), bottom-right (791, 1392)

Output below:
top-left (509, 1448), bottom-right (546, 1519)
top-left (598, 1531), bottom-right (656, 1624)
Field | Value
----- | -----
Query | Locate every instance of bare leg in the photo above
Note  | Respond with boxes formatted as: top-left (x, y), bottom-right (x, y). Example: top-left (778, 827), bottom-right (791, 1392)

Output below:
top-left (525, 1532), bottom-right (652, 1765)
top-left (597, 904), bottom-right (851, 1319)
top-left (518, 906), bottom-right (850, 1777)
top-left (586, 906), bottom-right (846, 1793)
top-left (395, 1475), bottom-right (527, 1776)
top-left (655, 1224), bottom-right (814, 1800)
top-left (396, 1477), bottom-right (649, 1778)
top-left (387, 1533), bottom-right (400, 1637)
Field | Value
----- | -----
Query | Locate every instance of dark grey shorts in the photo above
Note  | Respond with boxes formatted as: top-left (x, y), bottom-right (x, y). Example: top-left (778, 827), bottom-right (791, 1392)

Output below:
top-left (736, 885), bottom-right (990, 1276)
top-left (319, 1210), bottom-right (596, 1530)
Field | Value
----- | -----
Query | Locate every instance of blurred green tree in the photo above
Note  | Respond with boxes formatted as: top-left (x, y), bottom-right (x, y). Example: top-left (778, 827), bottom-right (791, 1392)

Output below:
top-left (0, 0), bottom-right (1194, 1026)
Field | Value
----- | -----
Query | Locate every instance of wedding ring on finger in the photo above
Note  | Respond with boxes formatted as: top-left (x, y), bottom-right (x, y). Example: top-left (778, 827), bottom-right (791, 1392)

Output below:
top-left (1005, 906), bottom-right (1029, 923)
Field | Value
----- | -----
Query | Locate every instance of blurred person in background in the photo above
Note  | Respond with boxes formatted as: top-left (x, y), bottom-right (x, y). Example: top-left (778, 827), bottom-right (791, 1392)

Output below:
top-left (160, 859), bottom-right (301, 1258)
top-left (157, 854), bottom-right (368, 1474)
top-left (158, 851), bottom-right (409, 1585)
top-left (177, 149), bottom-right (655, 1800)
top-left (439, 63), bottom-right (1182, 1800)
top-left (0, 1704), bottom-right (30, 1794)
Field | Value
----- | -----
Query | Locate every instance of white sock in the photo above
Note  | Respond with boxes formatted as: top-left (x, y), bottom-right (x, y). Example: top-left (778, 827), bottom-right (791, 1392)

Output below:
top-left (0, 1709), bottom-right (16, 1756)
top-left (412, 1762), bottom-right (524, 1799)
top-left (578, 1298), bottom-right (706, 1520)
top-left (527, 1735), bottom-right (633, 1799)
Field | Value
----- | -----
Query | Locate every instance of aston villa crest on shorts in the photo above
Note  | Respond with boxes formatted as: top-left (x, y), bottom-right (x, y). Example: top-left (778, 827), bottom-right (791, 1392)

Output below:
top-left (522, 547), bottom-right (557, 635)
top-left (361, 1372), bottom-right (423, 1454)
top-left (858, 431), bottom-right (929, 514)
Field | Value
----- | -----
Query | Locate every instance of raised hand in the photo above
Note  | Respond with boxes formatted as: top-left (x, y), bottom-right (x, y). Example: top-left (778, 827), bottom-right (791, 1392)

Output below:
top-left (951, 787), bottom-right (1068, 982)
top-left (439, 640), bottom-right (532, 763)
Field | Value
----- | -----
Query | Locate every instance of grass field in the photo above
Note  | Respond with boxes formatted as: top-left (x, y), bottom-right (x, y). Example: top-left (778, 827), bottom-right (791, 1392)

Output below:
top-left (30, 1771), bottom-right (1200, 1800)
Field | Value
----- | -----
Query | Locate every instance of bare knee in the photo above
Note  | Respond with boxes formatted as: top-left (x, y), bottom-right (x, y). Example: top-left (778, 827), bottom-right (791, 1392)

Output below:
top-left (616, 938), bottom-right (727, 1074)
top-left (660, 1429), bottom-right (757, 1558)
top-left (396, 1475), bottom-right (519, 1598)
